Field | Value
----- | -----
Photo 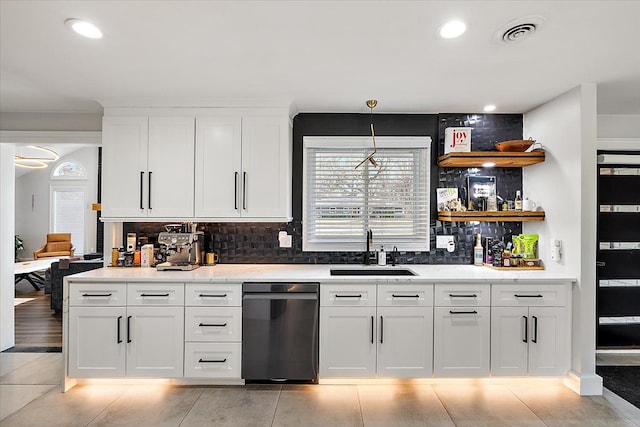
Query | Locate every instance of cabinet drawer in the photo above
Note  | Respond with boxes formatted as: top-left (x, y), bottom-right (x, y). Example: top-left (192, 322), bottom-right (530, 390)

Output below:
top-left (185, 283), bottom-right (241, 306)
top-left (185, 307), bottom-right (241, 342)
top-left (434, 284), bottom-right (491, 307)
top-left (321, 284), bottom-right (376, 307)
top-left (492, 284), bottom-right (568, 307)
top-left (127, 283), bottom-right (184, 306)
top-left (377, 284), bottom-right (433, 306)
top-left (69, 282), bottom-right (127, 306)
top-left (184, 342), bottom-right (241, 378)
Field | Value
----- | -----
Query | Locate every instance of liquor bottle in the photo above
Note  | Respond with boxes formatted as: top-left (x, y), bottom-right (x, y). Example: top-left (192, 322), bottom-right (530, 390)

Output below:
top-left (515, 190), bottom-right (523, 211)
top-left (474, 234), bottom-right (484, 266)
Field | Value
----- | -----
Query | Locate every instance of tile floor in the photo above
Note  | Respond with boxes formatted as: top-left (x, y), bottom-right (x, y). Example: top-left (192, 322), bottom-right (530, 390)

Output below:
top-left (1, 353), bottom-right (640, 427)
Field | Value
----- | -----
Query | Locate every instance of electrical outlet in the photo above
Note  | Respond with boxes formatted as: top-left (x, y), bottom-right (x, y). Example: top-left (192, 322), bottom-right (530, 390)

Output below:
top-left (551, 239), bottom-right (562, 261)
top-left (278, 231), bottom-right (292, 248)
top-left (436, 235), bottom-right (455, 252)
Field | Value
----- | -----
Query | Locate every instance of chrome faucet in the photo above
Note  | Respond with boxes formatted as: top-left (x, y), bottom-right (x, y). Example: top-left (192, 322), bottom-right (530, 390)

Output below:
top-left (364, 230), bottom-right (373, 265)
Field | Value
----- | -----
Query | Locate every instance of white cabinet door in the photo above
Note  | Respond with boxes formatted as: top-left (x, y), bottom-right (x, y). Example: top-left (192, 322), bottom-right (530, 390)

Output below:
top-left (101, 116), bottom-right (148, 218)
top-left (147, 116), bottom-right (195, 218)
top-left (528, 306), bottom-right (569, 376)
top-left (491, 306), bottom-right (529, 376)
top-left (241, 116), bottom-right (291, 219)
top-left (320, 306), bottom-right (376, 377)
top-left (433, 307), bottom-right (490, 377)
top-left (68, 307), bottom-right (126, 377)
top-left (126, 306), bottom-right (184, 377)
top-left (194, 116), bottom-right (242, 218)
top-left (377, 306), bottom-right (433, 378)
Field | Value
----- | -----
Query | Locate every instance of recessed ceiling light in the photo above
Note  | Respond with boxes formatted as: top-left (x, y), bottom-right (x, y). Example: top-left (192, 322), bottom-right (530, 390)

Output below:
top-left (439, 20), bottom-right (466, 39)
top-left (483, 105), bottom-right (496, 112)
top-left (65, 19), bottom-right (102, 39)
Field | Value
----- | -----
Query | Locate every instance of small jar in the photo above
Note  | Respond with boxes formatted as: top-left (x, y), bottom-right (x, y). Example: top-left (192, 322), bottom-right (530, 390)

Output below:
top-left (124, 251), bottom-right (134, 267)
top-left (111, 248), bottom-right (119, 267)
top-left (133, 250), bottom-right (141, 267)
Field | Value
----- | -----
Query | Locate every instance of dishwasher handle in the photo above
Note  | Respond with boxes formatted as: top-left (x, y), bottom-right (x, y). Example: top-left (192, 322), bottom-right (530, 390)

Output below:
top-left (243, 293), bottom-right (319, 300)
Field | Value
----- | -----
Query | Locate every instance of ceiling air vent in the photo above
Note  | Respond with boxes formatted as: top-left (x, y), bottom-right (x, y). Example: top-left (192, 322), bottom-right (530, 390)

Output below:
top-left (494, 15), bottom-right (545, 44)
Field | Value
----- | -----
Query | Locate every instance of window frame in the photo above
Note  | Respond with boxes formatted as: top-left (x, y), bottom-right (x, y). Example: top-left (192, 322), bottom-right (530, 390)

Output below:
top-left (302, 136), bottom-right (431, 252)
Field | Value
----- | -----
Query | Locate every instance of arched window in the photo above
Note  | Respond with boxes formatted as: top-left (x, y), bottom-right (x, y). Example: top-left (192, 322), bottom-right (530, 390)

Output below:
top-left (52, 161), bottom-right (86, 179)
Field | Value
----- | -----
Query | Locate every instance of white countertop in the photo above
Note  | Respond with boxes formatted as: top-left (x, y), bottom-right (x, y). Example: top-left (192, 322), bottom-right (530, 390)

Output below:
top-left (65, 264), bottom-right (576, 284)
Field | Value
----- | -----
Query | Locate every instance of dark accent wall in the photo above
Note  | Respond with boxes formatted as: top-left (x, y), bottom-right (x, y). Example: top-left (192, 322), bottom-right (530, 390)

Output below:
top-left (124, 113), bottom-right (524, 265)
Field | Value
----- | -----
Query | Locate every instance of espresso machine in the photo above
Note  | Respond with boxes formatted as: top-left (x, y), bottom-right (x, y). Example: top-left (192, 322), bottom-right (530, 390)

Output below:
top-left (156, 224), bottom-right (203, 271)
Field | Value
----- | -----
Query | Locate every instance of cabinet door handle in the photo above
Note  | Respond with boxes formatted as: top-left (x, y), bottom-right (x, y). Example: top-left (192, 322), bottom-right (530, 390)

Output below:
top-left (117, 316), bottom-right (122, 343)
top-left (127, 316), bottom-right (132, 343)
top-left (148, 171), bottom-right (152, 210)
top-left (335, 294), bottom-right (362, 298)
top-left (449, 294), bottom-right (477, 298)
top-left (139, 171), bottom-right (144, 209)
top-left (392, 294), bottom-right (420, 298)
top-left (199, 294), bottom-right (228, 298)
top-left (523, 315), bottom-right (528, 343)
top-left (242, 171), bottom-right (247, 210)
top-left (140, 293), bottom-right (170, 297)
top-left (234, 172), bottom-right (239, 210)
top-left (532, 316), bottom-right (538, 343)
top-left (380, 316), bottom-right (384, 344)
top-left (514, 294), bottom-right (543, 298)
top-left (198, 323), bottom-right (227, 327)
top-left (370, 316), bottom-right (374, 344)
top-left (449, 310), bottom-right (478, 314)
top-left (198, 358), bottom-right (227, 363)
top-left (82, 293), bottom-right (112, 297)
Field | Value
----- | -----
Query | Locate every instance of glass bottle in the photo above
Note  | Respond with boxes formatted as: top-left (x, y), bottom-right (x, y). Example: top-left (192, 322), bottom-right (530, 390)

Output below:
top-left (514, 190), bottom-right (523, 210)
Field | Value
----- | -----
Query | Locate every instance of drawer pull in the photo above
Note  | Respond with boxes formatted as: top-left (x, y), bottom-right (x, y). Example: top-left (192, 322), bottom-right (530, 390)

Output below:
top-left (449, 310), bottom-right (478, 314)
top-left (199, 323), bottom-right (228, 327)
top-left (335, 294), bottom-right (362, 298)
top-left (82, 293), bottom-right (112, 297)
top-left (199, 358), bottom-right (227, 363)
top-left (199, 294), bottom-right (228, 298)
top-left (392, 294), bottom-right (420, 298)
top-left (514, 294), bottom-right (543, 298)
top-left (140, 293), bottom-right (170, 297)
top-left (449, 294), bottom-right (477, 298)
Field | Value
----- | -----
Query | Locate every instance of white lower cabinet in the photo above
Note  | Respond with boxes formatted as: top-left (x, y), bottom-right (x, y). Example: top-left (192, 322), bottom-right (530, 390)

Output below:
top-left (320, 306), bottom-right (377, 377)
top-left (319, 283), bottom-right (433, 378)
top-left (491, 284), bottom-right (570, 376)
top-left (183, 283), bottom-right (242, 379)
top-left (377, 306), bottom-right (433, 377)
top-left (433, 284), bottom-right (491, 377)
top-left (68, 282), bottom-right (184, 378)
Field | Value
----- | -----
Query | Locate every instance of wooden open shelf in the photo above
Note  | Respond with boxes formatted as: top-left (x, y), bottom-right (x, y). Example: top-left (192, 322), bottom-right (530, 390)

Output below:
top-left (438, 210), bottom-right (546, 222)
top-left (484, 263), bottom-right (544, 271)
top-left (438, 151), bottom-right (545, 168)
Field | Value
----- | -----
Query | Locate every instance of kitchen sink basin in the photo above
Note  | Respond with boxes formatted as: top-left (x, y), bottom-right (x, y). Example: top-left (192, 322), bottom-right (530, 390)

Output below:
top-left (330, 268), bottom-right (416, 276)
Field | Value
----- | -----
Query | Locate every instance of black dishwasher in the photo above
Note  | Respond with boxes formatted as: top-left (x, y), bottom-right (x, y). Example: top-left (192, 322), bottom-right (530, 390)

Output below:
top-left (242, 282), bottom-right (319, 382)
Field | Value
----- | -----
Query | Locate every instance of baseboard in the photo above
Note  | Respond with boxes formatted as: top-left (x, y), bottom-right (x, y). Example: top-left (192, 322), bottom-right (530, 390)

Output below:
top-left (564, 370), bottom-right (604, 395)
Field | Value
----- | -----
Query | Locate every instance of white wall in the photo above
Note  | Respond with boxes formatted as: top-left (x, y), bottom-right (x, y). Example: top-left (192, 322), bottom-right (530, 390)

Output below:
top-left (0, 145), bottom-right (16, 350)
top-left (523, 84), bottom-right (600, 395)
top-left (15, 147), bottom-right (99, 259)
top-left (597, 115), bottom-right (640, 138)
top-left (0, 112), bottom-right (102, 131)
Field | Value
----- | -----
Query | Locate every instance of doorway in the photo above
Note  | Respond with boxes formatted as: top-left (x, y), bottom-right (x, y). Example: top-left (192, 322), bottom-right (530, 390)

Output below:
top-left (596, 151), bottom-right (640, 348)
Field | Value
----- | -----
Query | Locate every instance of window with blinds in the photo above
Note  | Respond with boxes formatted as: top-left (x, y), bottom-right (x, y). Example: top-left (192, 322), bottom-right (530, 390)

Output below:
top-left (303, 136), bottom-right (431, 252)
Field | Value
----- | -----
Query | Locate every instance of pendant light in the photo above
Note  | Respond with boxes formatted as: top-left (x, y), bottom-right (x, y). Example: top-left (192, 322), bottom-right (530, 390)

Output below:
top-left (14, 146), bottom-right (59, 169)
top-left (355, 99), bottom-right (379, 169)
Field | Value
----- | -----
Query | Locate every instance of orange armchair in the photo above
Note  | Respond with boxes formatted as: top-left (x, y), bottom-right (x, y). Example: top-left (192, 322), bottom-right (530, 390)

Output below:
top-left (33, 233), bottom-right (75, 259)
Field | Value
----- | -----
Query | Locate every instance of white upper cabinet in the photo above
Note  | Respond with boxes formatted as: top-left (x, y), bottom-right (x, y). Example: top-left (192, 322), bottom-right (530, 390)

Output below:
top-left (195, 116), bottom-right (242, 218)
top-left (102, 115), bottom-right (195, 219)
top-left (102, 108), bottom-right (291, 221)
top-left (147, 117), bottom-right (195, 218)
top-left (194, 114), bottom-right (291, 220)
top-left (102, 116), bottom-right (149, 218)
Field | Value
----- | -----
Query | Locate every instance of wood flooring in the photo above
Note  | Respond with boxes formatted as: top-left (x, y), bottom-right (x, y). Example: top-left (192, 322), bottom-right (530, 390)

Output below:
top-left (12, 282), bottom-right (62, 352)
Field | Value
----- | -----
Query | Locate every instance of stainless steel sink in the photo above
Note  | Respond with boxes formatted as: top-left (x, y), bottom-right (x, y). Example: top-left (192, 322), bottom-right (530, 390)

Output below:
top-left (330, 268), bottom-right (416, 276)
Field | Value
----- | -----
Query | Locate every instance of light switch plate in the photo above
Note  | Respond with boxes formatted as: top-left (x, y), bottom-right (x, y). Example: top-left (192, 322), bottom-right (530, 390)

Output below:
top-left (278, 231), bottom-right (292, 248)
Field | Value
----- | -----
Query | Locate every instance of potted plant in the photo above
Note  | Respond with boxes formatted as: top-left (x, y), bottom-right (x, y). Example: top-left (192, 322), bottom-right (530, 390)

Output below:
top-left (15, 235), bottom-right (24, 261)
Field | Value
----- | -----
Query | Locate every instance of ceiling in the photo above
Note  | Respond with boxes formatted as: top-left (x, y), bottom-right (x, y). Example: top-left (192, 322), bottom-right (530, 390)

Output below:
top-left (1, 1), bottom-right (640, 115)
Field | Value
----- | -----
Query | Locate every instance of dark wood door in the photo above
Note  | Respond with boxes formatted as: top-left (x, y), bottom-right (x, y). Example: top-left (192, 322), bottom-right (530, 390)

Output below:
top-left (596, 151), bottom-right (640, 348)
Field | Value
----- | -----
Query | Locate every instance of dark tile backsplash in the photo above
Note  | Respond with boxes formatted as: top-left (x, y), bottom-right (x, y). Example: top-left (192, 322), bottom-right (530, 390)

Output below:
top-left (124, 113), bottom-right (524, 265)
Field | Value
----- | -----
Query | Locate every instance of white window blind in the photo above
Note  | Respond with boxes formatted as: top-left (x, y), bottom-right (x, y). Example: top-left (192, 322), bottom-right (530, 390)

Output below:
top-left (51, 186), bottom-right (85, 254)
top-left (303, 137), bottom-right (430, 252)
